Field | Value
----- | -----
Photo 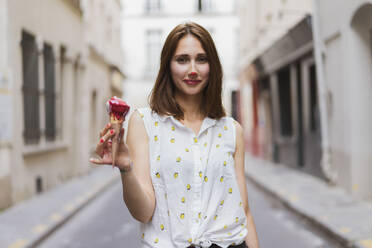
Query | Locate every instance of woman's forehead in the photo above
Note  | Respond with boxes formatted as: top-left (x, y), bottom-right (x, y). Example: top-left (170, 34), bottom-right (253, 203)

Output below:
top-left (173, 35), bottom-right (206, 55)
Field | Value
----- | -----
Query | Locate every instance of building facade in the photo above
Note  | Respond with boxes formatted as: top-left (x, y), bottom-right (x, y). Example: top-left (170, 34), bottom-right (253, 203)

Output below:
top-left (121, 0), bottom-right (240, 118)
top-left (238, 0), bottom-right (372, 200)
top-left (0, 0), bottom-right (124, 209)
top-left (312, 0), bottom-right (372, 199)
top-left (237, 0), bottom-right (316, 174)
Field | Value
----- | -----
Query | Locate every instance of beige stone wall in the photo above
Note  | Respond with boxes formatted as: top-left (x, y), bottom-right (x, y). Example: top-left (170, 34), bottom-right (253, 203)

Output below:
top-left (8, 0), bottom-right (86, 204)
top-left (0, 0), bottom-right (124, 208)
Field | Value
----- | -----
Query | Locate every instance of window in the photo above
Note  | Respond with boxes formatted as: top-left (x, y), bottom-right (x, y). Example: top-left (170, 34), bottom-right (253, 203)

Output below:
top-left (21, 30), bottom-right (58, 145)
top-left (197, 0), bottom-right (212, 13)
top-left (145, 0), bottom-right (161, 13)
top-left (43, 43), bottom-right (56, 141)
top-left (21, 31), bottom-right (40, 144)
top-left (145, 29), bottom-right (162, 77)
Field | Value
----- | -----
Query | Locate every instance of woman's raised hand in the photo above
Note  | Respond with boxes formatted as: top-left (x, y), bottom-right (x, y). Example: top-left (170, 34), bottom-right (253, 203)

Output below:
top-left (89, 123), bottom-right (131, 171)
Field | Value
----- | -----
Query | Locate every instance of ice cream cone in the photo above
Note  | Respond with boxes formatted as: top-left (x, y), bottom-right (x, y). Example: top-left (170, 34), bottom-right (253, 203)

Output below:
top-left (110, 118), bottom-right (122, 166)
top-left (105, 96), bottom-right (130, 167)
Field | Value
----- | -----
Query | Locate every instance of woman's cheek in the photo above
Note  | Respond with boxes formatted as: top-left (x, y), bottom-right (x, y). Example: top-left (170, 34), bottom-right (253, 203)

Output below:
top-left (200, 64), bottom-right (210, 76)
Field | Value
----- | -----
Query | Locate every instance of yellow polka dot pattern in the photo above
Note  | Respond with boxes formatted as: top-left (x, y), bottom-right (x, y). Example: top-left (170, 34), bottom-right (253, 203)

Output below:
top-left (137, 109), bottom-right (246, 246)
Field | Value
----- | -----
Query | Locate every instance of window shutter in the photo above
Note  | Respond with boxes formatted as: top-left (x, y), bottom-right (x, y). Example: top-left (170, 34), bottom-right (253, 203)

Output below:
top-left (43, 43), bottom-right (56, 141)
top-left (21, 31), bottom-right (40, 144)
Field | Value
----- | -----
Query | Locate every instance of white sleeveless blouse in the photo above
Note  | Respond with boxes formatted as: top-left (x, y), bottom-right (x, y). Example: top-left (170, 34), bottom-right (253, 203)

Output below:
top-left (137, 108), bottom-right (247, 248)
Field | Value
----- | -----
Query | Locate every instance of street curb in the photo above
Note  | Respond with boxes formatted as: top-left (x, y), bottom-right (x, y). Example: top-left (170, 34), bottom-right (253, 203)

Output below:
top-left (245, 171), bottom-right (353, 248)
top-left (24, 173), bottom-right (120, 248)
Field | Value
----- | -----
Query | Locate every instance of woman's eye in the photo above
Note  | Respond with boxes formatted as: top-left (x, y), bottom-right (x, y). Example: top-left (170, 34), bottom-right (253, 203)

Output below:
top-left (176, 57), bottom-right (187, 63)
top-left (197, 57), bottom-right (208, 63)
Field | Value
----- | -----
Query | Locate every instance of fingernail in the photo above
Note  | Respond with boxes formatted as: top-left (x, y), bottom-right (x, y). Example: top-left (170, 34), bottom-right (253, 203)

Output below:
top-left (110, 129), bottom-right (114, 134)
top-left (100, 138), bottom-right (104, 143)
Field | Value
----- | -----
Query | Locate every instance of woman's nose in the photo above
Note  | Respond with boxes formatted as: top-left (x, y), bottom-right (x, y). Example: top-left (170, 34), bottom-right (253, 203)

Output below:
top-left (188, 61), bottom-right (197, 77)
top-left (189, 71), bottom-right (197, 77)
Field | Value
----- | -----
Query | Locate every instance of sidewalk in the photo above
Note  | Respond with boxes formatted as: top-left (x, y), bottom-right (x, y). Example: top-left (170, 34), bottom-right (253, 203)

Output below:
top-left (245, 155), bottom-right (372, 248)
top-left (0, 166), bottom-right (120, 248)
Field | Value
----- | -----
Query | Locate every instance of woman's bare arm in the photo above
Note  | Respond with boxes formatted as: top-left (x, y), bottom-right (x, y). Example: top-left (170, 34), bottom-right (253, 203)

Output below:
top-left (121, 110), bottom-right (156, 223)
top-left (234, 121), bottom-right (260, 248)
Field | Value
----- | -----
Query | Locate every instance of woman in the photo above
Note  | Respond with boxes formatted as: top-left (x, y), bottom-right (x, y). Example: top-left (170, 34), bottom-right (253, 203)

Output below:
top-left (90, 22), bottom-right (259, 248)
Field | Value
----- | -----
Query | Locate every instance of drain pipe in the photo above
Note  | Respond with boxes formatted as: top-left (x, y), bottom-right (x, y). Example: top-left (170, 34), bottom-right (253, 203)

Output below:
top-left (311, 0), bottom-right (337, 184)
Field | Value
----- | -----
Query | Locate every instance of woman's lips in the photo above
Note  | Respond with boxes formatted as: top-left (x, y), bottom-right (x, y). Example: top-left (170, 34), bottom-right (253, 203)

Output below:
top-left (184, 79), bottom-right (201, 86)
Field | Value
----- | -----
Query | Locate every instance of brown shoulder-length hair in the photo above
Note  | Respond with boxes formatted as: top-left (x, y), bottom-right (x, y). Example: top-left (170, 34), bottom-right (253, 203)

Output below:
top-left (149, 22), bottom-right (226, 120)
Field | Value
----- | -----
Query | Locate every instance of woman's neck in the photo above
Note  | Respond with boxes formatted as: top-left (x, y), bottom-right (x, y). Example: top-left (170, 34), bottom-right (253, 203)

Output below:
top-left (175, 93), bottom-right (204, 121)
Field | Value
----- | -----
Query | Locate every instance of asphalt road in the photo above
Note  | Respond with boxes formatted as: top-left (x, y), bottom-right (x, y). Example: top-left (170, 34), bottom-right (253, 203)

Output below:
top-left (38, 178), bottom-right (343, 248)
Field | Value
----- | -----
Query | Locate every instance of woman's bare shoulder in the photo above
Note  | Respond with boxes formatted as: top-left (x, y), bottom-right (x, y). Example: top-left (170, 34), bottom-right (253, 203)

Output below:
top-left (127, 110), bottom-right (149, 141)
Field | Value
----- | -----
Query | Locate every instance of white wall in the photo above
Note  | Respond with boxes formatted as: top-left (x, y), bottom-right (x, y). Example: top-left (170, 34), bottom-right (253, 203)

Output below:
top-left (121, 0), bottom-right (239, 113)
top-left (315, 0), bottom-right (372, 199)
top-left (238, 0), bottom-right (312, 69)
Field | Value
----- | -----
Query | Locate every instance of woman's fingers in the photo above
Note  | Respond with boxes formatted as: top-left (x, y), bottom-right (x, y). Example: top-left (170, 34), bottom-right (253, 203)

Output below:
top-left (95, 128), bottom-right (115, 157)
top-left (99, 123), bottom-right (111, 138)
top-left (89, 157), bottom-right (105, 165)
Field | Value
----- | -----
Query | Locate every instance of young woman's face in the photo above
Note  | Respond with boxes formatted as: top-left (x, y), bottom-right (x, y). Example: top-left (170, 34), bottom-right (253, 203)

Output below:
top-left (170, 35), bottom-right (210, 97)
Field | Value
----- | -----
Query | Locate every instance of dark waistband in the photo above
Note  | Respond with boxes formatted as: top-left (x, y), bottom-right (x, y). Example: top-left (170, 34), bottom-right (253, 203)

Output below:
top-left (187, 241), bottom-right (247, 248)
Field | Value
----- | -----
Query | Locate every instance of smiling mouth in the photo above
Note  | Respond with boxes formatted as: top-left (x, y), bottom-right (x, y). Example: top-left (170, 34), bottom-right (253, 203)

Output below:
top-left (184, 79), bottom-right (201, 86)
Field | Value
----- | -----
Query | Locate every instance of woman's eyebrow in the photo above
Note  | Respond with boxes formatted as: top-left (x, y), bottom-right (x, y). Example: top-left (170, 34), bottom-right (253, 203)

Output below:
top-left (174, 54), bottom-right (189, 57)
top-left (174, 53), bottom-right (207, 57)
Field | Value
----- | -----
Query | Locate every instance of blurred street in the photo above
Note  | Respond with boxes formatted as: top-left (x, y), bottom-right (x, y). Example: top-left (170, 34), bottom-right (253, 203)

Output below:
top-left (37, 174), bottom-right (342, 248)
